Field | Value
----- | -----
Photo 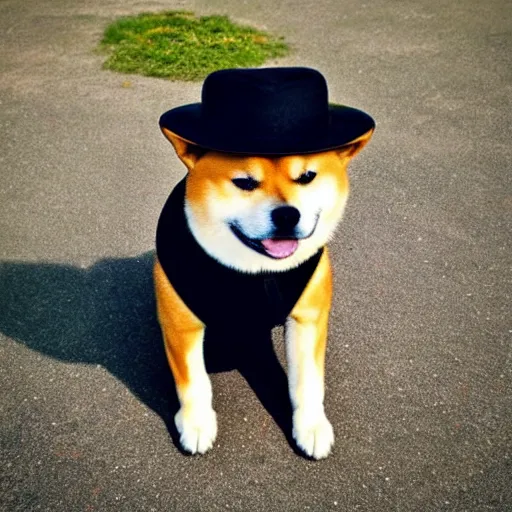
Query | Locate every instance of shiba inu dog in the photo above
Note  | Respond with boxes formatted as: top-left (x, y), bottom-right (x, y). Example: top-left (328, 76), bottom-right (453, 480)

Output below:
top-left (154, 68), bottom-right (374, 459)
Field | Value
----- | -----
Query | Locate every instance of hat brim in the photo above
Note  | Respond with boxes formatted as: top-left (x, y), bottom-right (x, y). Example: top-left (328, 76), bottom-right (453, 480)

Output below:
top-left (159, 103), bottom-right (375, 156)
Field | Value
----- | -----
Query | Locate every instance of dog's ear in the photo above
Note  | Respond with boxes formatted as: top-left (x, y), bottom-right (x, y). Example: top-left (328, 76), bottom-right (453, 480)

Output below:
top-left (337, 128), bottom-right (374, 161)
top-left (161, 127), bottom-right (207, 171)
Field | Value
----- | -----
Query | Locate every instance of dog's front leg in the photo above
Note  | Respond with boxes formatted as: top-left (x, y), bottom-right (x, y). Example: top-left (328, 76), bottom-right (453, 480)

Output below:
top-left (154, 259), bottom-right (217, 454)
top-left (285, 250), bottom-right (334, 459)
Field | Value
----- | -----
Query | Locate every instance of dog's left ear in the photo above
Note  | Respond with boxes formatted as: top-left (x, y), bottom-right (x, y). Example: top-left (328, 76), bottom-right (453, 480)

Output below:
top-left (161, 127), bottom-right (207, 171)
top-left (337, 128), bottom-right (374, 161)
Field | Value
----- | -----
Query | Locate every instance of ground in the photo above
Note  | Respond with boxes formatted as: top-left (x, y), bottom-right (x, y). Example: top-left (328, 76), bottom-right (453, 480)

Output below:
top-left (0, 0), bottom-right (510, 510)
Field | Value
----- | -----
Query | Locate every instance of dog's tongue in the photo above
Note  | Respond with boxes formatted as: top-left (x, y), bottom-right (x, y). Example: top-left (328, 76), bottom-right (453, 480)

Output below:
top-left (261, 238), bottom-right (298, 259)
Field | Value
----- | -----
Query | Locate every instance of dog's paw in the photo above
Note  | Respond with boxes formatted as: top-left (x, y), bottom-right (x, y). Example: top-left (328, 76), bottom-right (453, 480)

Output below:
top-left (292, 408), bottom-right (334, 460)
top-left (175, 406), bottom-right (217, 455)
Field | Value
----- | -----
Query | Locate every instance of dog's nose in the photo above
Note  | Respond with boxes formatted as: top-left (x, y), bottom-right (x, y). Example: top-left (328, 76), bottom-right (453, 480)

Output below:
top-left (271, 206), bottom-right (301, 231)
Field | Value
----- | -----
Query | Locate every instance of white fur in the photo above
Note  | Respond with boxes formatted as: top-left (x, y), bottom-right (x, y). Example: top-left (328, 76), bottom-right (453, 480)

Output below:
top-left (185, 175), bottom-right (346, 273)
top-left (175, 407), bottom-right (217, 455)
top-left (285, 317), bottom-right (334, 459)
top-left (174, 332), bottom-right (217, 454)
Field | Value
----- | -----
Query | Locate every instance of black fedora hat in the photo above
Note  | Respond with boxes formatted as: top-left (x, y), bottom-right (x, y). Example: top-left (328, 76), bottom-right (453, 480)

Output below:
top-left (159, 67), bottom-right (375, 155)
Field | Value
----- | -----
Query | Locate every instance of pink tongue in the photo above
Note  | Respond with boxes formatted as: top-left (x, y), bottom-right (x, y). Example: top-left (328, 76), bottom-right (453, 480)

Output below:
top-left (261, 239), bottom-right (298, 259)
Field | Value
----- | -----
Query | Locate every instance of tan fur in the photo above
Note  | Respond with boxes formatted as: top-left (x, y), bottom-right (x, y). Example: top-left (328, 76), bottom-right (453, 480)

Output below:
top-left (290, 247), bottom-right (332, 369)
top-left (154, 259), bottom-right (217, 454)
top-left (155, 126), bottom-right (373, 457)
top-left (154, 259), bottom-right (204, 388)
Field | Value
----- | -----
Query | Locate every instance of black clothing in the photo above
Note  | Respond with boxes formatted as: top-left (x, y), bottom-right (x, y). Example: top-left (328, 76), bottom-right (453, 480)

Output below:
top-left (156, 179), bottom-right (322, 331)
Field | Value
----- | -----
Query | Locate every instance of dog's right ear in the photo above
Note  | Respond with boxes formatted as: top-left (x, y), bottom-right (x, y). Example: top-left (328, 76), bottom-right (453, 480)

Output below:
top-left (161, 127), bottom-right (207, 171)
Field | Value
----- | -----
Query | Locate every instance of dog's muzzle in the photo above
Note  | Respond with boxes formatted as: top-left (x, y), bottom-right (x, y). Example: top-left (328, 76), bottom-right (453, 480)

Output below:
top-left (229, 207), bottom-right (320, 260)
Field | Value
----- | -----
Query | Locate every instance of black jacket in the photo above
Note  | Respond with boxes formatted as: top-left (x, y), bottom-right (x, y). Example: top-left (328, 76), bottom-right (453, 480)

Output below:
top-left (156, 179), bottom-right (322, 332)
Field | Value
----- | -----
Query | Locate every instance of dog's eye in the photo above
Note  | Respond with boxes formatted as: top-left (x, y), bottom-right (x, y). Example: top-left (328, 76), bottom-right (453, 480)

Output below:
top-left (295, 170), bottom-right (317, 185)
top-left (232, 177), bottom-right (260, 191)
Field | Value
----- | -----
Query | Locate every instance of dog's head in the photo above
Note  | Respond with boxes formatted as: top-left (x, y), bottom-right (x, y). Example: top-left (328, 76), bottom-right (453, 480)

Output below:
top-left (162, 128), bottom-right (373, 273)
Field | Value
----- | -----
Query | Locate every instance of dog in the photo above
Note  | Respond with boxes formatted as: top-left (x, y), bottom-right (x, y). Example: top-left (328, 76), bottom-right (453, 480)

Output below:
top-left (154, 68), bottom-right (374, 459)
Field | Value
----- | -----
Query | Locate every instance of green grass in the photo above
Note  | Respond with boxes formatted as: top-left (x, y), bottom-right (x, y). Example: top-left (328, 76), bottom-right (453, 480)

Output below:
top-left (99, 11), bottom-right (290, 81)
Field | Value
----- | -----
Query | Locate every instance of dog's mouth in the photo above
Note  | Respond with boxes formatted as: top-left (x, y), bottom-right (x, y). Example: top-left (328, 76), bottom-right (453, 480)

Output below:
top-left (230, 224), bottom-right (299, 259)
top-left (260, 238), bottom-right (299, 259)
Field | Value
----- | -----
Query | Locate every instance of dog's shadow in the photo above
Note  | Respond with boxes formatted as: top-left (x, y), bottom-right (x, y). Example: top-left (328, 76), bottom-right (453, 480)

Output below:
top-left (0, 252), bottom-right (296, 453)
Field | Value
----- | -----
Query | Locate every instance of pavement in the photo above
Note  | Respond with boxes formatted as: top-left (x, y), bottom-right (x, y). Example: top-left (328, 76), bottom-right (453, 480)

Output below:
top-left (0, 0), bottom-right (510, 510)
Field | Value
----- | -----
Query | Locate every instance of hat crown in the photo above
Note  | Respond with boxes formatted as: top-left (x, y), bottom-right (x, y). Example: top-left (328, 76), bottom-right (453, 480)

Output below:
top-left (201, 68), bottom-right (330, 144)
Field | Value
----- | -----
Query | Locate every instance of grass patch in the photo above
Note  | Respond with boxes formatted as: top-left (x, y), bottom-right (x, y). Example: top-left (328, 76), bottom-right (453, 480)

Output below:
top-left (99, 11), bottom-right (290, 81)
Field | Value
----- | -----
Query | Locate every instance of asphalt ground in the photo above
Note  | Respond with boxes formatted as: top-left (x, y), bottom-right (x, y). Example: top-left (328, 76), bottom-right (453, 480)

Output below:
top-left (0, 0), bottom-right (510, 510)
